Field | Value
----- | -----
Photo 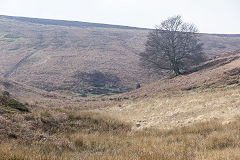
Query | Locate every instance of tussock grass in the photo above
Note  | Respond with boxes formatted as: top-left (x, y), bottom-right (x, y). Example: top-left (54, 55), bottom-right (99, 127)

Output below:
top-left (67, 111), bottom-right (131, 134)
top-left (1, 86), bottom-right (240, 159)
top-left (1, 108), bottom-right (240, 159)
top-left (107, 85), bottom-right (240, 130)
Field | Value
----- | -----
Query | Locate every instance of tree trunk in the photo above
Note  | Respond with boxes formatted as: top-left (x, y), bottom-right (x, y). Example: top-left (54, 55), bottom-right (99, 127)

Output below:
top-left (173, 66), bottom-right (181, 75)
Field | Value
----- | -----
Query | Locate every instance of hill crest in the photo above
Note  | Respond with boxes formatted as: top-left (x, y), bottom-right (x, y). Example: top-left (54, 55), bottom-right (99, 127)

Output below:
top-left (0, 15), bottom-right (149, 30)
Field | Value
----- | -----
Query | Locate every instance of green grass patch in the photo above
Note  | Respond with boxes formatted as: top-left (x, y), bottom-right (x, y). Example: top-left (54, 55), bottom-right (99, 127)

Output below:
top-left (0, 96), bottom-right (29, 113)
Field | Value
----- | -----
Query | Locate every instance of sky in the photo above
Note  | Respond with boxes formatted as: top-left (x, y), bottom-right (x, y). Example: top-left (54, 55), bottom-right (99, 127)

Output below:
top-left (0, 0), bottom-right (239, 34)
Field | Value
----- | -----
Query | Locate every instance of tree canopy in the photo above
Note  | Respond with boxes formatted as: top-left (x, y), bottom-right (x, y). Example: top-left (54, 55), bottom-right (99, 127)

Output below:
top-left (139, 16), bottom-right (205, 75)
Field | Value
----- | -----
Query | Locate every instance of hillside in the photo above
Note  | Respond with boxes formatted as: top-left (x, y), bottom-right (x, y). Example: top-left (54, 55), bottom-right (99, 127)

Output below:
top-left (0, 15), bottom-right (240, 97)
top-left (102, 53), bottom-right (240, 129)
top-left (118, 53), bottom-right (240, 99)
top-left (0, 15), bottom-right (150, 96)
top-left (0, 53), bottom-right (240, 159)
top-left (0, 77), bottom-right (60, 99)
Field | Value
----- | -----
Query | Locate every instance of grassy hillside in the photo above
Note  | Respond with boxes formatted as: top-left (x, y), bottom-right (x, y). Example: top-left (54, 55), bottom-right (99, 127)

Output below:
top-left (118, 53), bottom-right (240, 99)
top-left (0, 52), bottom-right (240, 159)
top-left (0, 15), bottom-right (240, 97)
top-left (1, 88), bottom-right (240, 159)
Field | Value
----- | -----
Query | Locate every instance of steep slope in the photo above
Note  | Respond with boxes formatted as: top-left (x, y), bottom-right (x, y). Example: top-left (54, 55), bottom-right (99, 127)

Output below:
top-left (0, 15), bottom-right (240, 96)
top-left (119, 53), bottom-right (240, 99)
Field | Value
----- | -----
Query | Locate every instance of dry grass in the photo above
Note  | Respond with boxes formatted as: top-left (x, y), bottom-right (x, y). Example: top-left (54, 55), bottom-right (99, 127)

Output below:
top-left (1, 108), bottom-right (240, 159)
top-left (1, 54), bottom-right (240, 159)
top-left (105, 85), bottom-right (240, 129)
top-left (0, 84), bottom-right (240, 159)
top-left (1, 14), bottom-right (240, 160)
top-left (119, 53), bottom-right (240, 99)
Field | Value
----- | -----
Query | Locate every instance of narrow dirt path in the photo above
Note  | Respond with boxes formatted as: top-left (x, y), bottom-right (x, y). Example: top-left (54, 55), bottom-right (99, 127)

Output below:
top-left (4, 51), bottom-right (37, 78)
top-left (4, 34), bottom-right (46, 78)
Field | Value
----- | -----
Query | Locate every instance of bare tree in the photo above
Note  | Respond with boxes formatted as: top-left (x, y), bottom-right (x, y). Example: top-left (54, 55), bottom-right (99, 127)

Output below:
top-left (139, 16), bottom-right (205, 76)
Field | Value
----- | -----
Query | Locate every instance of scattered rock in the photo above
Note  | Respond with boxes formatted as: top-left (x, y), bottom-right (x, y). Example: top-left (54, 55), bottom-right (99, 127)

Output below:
top-left (136, 122), bottom-right (141, 127)
top-left (222, 120), bottom-right (231, 125)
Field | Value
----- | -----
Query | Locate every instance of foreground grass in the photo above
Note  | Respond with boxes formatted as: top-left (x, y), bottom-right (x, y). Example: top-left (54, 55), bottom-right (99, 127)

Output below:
top-left (1, 108), bottom-right (240, 160)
